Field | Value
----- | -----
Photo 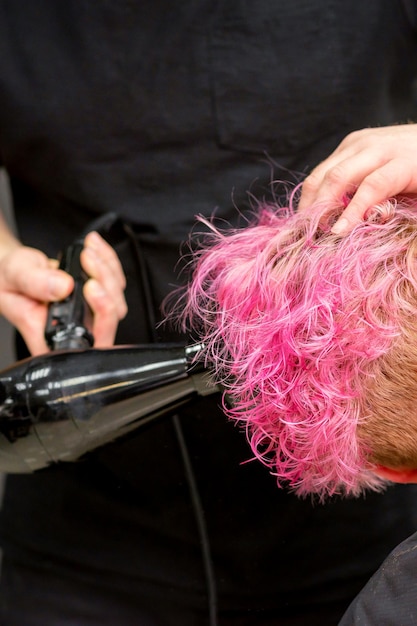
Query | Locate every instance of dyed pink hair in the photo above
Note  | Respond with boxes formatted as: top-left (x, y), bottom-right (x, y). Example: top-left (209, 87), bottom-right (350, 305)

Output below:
top-left (177, 198), bottom-right (417, 499)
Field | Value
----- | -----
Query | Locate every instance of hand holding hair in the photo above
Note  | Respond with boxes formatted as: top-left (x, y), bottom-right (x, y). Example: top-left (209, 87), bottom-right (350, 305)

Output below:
top-left (298, 124), bottom-right (417, 234)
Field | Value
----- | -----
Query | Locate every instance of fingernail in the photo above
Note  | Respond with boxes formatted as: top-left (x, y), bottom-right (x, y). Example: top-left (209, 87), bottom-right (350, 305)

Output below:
top-left (49, 274), bottom-right (71, 298)
top-left (331, 217), bottom-right (350, 235)
top-left (85, 231), bottom-right (101, 249)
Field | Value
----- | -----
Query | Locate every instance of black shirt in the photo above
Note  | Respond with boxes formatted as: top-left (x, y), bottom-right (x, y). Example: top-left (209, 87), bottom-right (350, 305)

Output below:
top-left (339, 530), bottom-right (417, 625)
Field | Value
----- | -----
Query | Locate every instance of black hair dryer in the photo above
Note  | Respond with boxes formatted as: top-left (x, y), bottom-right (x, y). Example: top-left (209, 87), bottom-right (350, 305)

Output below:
top-left (0, 343), bottom-right (216, 473)
top-left (0, 217), bottom-right (218, 473)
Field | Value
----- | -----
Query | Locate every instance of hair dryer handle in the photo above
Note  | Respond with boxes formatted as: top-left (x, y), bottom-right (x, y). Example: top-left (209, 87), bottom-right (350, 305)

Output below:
top-left (44, 212), bottom-right (125, 351)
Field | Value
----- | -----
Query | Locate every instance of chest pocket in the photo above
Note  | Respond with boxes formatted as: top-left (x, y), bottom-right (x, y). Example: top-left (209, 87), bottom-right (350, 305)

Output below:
top-left (208, 0), bottom-right (414, 155)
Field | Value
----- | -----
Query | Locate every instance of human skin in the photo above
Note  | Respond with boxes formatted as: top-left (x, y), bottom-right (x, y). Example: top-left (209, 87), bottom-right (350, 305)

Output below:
top-left (0, 212), bottom-right (127, 355)
top-left (298, 124), bottom-right (417, 234)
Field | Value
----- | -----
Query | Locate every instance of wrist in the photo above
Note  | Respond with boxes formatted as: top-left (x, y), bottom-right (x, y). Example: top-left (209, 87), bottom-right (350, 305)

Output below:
top-left (0, 217), bottom-right (21, 263)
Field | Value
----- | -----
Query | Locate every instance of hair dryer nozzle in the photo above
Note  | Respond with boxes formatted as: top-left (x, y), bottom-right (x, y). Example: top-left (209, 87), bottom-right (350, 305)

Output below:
top-left (0, 344), bottom-right (218, 473)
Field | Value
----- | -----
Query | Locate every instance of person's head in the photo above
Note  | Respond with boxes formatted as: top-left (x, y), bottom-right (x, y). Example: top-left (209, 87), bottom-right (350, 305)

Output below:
top-left (180, 198), bottom-right (417, 499)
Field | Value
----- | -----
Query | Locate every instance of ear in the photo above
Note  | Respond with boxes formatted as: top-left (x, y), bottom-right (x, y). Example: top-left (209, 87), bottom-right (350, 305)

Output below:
top-left (373, 465), bottom-right (417, 484)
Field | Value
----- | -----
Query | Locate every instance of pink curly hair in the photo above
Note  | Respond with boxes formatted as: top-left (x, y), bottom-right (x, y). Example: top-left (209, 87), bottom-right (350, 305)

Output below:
top-left (178, 198), bottom-right (417, 500)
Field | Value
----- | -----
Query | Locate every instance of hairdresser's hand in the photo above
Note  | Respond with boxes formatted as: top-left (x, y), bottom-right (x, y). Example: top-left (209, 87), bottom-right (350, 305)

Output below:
top-left (298, 124), bottom-right (417, 234)
top-left (80, 231), bottom-right (127, 348)
top-left (0, 232), bottom-right (127, 355)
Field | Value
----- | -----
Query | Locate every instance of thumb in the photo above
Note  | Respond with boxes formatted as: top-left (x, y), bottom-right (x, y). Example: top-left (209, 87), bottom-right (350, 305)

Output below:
top-left (0, 247), bottom-right (74, 302)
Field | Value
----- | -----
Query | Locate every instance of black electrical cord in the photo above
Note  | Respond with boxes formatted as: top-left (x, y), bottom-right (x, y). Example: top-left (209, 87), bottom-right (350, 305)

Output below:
top-left (171, 413), bottom-right (218, 626)
top-left (124, 223), bottom-right (219, 626)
